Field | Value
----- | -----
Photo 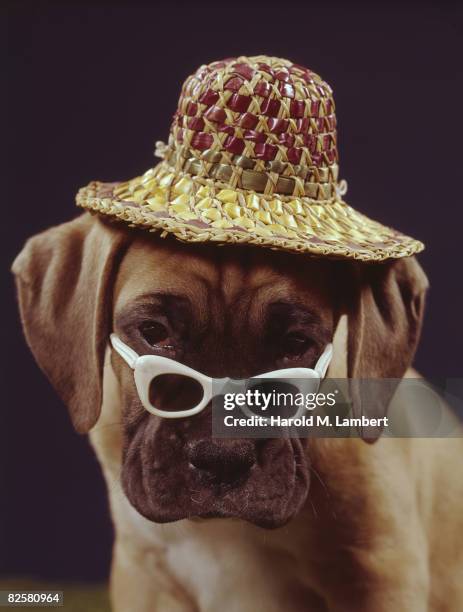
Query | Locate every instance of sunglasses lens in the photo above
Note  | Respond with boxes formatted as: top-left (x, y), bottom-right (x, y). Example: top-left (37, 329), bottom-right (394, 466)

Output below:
top-left (245, 381), bottom-right (301, 418)
top-left (149, 374), bottom-right (204, 413)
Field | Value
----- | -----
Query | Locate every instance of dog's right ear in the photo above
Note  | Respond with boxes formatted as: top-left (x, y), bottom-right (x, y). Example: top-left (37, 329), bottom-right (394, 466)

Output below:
top-left (12, 213), bottom-right (133, 433)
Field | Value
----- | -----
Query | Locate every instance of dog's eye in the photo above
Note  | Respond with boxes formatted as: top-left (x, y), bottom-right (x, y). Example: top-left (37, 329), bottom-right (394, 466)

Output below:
top-left (140, 321), bottom-right (169, 346)
top-left (281, 332), bottom-right (310, 357)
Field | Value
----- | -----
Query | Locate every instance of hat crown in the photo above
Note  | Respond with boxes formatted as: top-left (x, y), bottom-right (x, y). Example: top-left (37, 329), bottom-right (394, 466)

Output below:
top-left (165, 56), bottom-right (339, 199)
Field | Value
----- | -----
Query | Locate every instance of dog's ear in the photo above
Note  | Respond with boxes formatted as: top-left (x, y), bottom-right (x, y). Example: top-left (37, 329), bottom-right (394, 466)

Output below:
top-left (12, 213), bottom-right (132, 433)
top-left (346, 257), bottom-right (429, 442)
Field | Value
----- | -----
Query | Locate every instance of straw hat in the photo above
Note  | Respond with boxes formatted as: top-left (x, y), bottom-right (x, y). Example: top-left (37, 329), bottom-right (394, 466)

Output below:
top-left (76, 56), bottom-right (424, 261)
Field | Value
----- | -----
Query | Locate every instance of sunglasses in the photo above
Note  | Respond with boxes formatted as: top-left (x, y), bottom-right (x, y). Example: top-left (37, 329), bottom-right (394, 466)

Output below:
top-left (110, 334), bottom-right (333, 419)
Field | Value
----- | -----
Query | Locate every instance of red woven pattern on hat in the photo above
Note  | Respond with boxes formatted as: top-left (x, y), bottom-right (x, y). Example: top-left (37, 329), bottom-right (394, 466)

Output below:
top-left (171, 56), bottom-right (337, 170)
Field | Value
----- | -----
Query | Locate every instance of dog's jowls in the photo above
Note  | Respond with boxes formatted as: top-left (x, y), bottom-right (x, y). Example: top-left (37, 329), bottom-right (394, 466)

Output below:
top-left (13, 214), bottom-right (463, 612)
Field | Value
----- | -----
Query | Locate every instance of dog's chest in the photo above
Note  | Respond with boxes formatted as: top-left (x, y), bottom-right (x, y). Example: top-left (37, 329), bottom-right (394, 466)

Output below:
top-left (157, 520), bottom-right (325, 612)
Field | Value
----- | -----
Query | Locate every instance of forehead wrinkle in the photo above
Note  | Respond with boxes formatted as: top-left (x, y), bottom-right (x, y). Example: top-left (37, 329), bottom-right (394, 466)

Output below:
top-left (217, 252), bottom-right (286, 306)
top-left (228, 281), bottom-right (285, 335)
top-left (218, 263), bottom-right (248, 305)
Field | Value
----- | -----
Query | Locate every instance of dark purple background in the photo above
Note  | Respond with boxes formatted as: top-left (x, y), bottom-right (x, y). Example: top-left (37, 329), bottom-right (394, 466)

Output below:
top-left (3, 0), bottom-right (462, 581)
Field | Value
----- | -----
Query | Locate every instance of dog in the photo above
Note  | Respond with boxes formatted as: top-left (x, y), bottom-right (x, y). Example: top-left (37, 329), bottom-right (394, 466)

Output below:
top-left (13, 213), bottom-right (463, 611)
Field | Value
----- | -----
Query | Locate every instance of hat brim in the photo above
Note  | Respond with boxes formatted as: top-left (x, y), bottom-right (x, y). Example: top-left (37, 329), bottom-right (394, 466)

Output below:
top-left (76, 161), bottom-right (424, 262)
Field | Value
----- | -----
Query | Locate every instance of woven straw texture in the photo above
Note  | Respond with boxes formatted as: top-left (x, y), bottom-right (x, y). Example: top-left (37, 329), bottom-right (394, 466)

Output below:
top-left (76, 55), bottom-right (424, 261)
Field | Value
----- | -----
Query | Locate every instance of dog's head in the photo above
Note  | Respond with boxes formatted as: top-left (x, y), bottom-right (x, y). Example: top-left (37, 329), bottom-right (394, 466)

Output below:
top-left (13, 214), bottom-right (428, 528)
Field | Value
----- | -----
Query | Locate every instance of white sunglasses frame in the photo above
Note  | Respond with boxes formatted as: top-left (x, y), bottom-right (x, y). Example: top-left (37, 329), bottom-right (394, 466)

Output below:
top-left (110, 333), bottom-right (333, 419)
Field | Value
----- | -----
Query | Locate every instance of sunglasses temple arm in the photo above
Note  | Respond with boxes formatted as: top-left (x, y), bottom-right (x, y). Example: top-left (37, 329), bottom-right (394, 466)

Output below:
top-left (315, 343), bottom-right (333, 378)
top-left (110, 334), bottom-right (139, 369)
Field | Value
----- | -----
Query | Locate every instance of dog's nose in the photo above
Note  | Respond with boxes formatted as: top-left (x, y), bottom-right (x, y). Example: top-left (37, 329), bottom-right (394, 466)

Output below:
top-left (187, 439), bottom-right (256, 483)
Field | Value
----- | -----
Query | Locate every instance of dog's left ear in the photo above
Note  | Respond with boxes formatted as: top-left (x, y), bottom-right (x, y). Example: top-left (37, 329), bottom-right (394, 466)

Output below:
top-left (12, 213), bottom-right (133, 433)
top-left (346, 256), bottom-right (429, 442)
